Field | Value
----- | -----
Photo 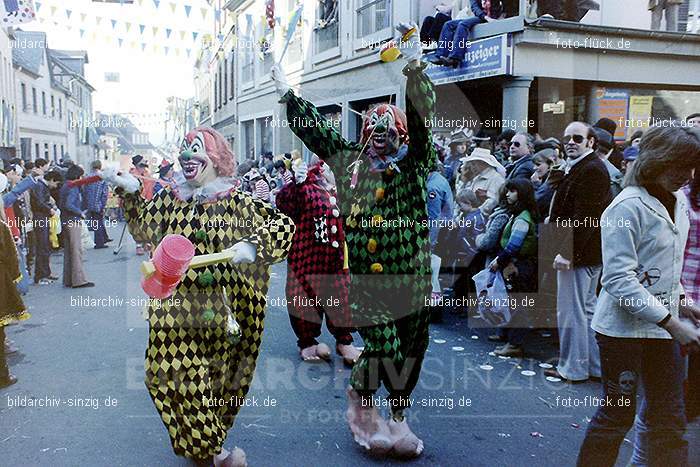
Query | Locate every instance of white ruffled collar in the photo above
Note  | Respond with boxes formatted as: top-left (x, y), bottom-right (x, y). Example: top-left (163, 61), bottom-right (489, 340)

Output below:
top-left (172, 172), bottom-right (238, 203)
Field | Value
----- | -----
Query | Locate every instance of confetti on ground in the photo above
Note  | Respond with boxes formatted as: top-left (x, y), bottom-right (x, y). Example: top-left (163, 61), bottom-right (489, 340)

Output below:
top-left (498, 356), bottom-right (510, 360)
top-left (521, 370), bottom-right (536, 377)
top-left (433, 339), bottom-right (446, 344)
top-left (537, 396), bottom-right (554, 408)
top-left (471, 335), bottom-right (479, 339)
top-left (479, 364), bottom-right (494, 371)
top-left (530, 432), bottom-right (543, 438)
top-left (497, 433), bottom-right (511, 438)
top-left (488, 352), bottom-right (496, 356)
top-left (571, 423), bottom-right (580, 429)
top-left (452, 346), bottom-right (465, 351)
top-left (538, 363), bottom-right (553, 369)
top-left (546, 376), bottom-right (562, 383)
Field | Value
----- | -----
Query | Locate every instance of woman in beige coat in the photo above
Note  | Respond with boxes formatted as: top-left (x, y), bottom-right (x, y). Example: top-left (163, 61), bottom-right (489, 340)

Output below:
top-left (455, 147), bottom-right (506, 217)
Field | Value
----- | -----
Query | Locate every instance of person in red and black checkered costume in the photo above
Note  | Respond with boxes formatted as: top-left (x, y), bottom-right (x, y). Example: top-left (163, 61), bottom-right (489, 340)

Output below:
top-left (276, 157), bottom-right (361, 364)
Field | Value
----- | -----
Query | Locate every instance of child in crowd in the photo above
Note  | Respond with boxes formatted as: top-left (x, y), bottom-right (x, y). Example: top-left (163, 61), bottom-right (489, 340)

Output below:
top-left (437, 189), bottom-right (486, 313)
top-left (487, 179), bottom-right (539, 357)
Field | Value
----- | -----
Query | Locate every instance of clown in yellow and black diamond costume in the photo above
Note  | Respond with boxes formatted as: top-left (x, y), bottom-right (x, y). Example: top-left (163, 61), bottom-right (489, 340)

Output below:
top-left (121, 168), bottom-right (294, 461)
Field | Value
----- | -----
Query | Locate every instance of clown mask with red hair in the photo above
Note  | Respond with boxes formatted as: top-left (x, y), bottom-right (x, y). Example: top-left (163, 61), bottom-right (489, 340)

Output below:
top-left (179, 128), bottom-right (236, 187)
top-left (361, 104), bottom-right (409, 158)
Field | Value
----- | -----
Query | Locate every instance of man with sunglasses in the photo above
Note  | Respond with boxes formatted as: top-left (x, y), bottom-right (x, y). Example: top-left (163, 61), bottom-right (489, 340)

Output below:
top-left (505, 132), bottom-right (536, 181)
top-left (545, 121), bottom-right (612, 382)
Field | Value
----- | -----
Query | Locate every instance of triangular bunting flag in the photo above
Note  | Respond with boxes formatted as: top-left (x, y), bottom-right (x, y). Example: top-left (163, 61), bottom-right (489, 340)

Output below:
top-left (201, 7), bottom-right (208, 20)
top-left (118, 38), bottom-right (124, 48)
top-left (153, 0), bottom-right (160, 8)
top-left (111, 19), bottom-right (118, 30)
top-left (81, 13), bottom-right (86, 23)
top-left (139, 24), bottom-right (145, 34)
top-left (50, 6), bottom-right (57, 16)
top-left (152, 26), bottom-right (159, 36)
top-left (35, 2), bottom-right (42, 13)
top-left (179, 30), bottom-right (186, 40)
top-left (166, 28), bottom-right (172, 38)
top-left (125, 22), bottom-right (132, 32)
top-left (141, 43), bottom-right (147, 51)
top-left (184, 5), bottom-right (192, 18)
top-left (79, 29), bottom-right (85, 38)
top-left (96, 16), bottom-right (103, 25)
top-left (192, 32), bottom-right (198, 42)
top-left (66, 9), bottom-right (72, 20)
top-left (164, 46), bottom-right (169, 55)
top-left (170, 2), bottom-right (176, 13)
top-left (186, 48), bottom-right (191, 58)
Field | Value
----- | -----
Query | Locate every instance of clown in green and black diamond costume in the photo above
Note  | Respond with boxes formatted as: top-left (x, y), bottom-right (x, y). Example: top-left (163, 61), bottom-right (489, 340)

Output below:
top-left (280, 63), bottom-right (436, 412)
top-left (122, 188), bottom-right (294, 461)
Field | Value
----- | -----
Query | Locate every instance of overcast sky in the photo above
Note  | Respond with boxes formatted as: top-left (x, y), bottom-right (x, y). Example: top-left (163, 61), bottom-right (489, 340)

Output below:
top-left (24, 0), bottom-right (216, 144)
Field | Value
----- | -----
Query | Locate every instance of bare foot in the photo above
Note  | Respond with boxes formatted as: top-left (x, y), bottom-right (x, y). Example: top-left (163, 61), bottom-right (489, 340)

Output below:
top-left (300, 345), bottom-right (322, 362)
top-left (336, 343), bottom-right (361, 366)
top-left (346, 388), bottom-right (391, 457)
top-left (388, 416), bottom-right (424, 459)
top-left (214, 447), bottom-right (247, 467)
top-left (316, 342), bottom-right (332, 360)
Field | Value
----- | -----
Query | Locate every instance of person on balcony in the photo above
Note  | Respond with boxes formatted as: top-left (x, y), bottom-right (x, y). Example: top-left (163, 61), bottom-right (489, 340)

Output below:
top-left (420, 1), bottom-right (459, 45)
top-left (428, 0), bottom-right (510, 68)
top-left (649, 0), bottom-right (683, 32)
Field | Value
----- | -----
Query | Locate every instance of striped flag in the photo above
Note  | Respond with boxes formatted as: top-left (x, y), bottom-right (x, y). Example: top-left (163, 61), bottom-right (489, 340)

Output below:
top-left (285, 4), bottom-right (302, 43)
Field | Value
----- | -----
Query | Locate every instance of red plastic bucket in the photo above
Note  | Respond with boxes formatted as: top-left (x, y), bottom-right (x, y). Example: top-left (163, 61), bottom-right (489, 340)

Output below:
top-left (152, 234), bottom-right (195, 277)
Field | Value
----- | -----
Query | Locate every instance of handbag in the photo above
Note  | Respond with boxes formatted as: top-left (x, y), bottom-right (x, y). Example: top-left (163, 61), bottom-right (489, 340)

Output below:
top-left (472, 268), bottom-right (513, 326)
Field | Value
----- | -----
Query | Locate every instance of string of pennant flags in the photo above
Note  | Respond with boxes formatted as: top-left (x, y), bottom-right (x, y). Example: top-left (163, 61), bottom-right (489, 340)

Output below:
top-left (35, 0), bottom-right (217, 26)
top-left (31, 0), bottom-right (227, 58)
top-left (36, 15), bottom-right (200, 58)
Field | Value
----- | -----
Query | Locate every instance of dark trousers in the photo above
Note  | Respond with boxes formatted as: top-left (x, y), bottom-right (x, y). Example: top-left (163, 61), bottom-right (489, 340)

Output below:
top-left (435, 17), bottom-right (485, 60)
top-left (33, 220), bottom-right (51, 282)
top-left (420, 12), bottom-right (451, 43)
top-left (0, 327), bottom-right (8, 381)
top-left (288, 311), bottom-right (353, 349)
top-left (577, 333), bottom-right (688, 467)
top-left (88, 211), bottom-right (108, 247)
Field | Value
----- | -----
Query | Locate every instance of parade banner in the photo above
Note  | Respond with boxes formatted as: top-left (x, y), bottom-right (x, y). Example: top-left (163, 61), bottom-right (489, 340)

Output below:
top-left (1, 0), bottom-right (36, 25)
top-left (425, 34), bottom-right (512, 85)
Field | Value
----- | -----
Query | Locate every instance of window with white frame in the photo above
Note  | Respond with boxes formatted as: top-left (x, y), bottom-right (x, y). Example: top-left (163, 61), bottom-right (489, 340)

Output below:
top-left (242, 120), bottom-right (255, 159)
top-left (20, 83), bottom-right (27, 112)
top-left (687, 0), bottom-right (700, 32)
top-left (315, 0), bottom-right (339, 55)
top-left (356, 0), bottom-right (392, 39)
top-left (229, 51), bottom-right (235, 99)
top-left (257, 116), bottom-right (273, 155)
top-left (241, 14), bottom-right (255, 84)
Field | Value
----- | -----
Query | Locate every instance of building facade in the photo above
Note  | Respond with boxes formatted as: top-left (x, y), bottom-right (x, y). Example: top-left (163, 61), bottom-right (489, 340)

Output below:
top-left (0, 27), bottom-right (19, 162)
top-left (208, 0), bottom-right (700, 163)
top-left (12, 30), bottom-right (97, 166)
